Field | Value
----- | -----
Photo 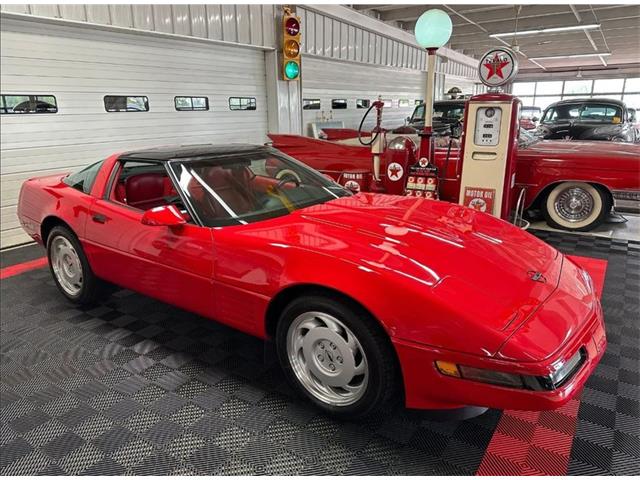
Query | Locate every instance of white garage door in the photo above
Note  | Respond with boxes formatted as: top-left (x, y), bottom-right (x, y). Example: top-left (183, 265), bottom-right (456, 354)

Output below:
top-left (0, 18), bottom-right (268, 248)
top-left (301, 56), bottom-right (425, 136)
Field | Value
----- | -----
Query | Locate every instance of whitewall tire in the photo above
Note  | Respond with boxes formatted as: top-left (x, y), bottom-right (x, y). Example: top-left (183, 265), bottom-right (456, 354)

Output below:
top-left (543, 182), bottom-right (609, 232)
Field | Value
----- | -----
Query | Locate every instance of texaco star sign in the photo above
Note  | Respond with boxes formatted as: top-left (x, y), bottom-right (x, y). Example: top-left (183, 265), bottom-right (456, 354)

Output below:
top-left (478, 47), bottom-right (519, 88)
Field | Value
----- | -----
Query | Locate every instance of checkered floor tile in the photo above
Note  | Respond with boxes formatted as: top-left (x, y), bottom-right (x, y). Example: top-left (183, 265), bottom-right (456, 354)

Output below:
top-left (1, 230), bottom-right (638, 475)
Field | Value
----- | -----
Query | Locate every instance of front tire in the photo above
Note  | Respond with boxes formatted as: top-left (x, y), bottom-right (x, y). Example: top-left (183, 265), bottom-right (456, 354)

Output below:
top-left (275, 295), bottom-right (399, 418)
top-left (47, 226), bottom-right (106, 304)
top-left (543, 182), bottom-right (610, 232)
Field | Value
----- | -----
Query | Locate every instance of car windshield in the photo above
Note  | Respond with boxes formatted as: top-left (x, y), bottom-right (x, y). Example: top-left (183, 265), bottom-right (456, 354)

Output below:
top-left (411, 103), bottom-right (464, 122)
top-left (541, 103), bottom-right (624, 124)
top-left (169, 150), bottom-right (351, 227)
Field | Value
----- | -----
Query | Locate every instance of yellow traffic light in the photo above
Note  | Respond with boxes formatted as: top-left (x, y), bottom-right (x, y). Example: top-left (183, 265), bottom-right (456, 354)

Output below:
top-left (282, 8), bottom-right (301, 81)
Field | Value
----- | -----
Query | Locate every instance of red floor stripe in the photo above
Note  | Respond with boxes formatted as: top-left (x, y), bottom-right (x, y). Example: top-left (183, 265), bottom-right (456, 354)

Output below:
top-left (477, 254), bottom-right (608, 476)
top-left (0, 257), bottom-right (48, 280)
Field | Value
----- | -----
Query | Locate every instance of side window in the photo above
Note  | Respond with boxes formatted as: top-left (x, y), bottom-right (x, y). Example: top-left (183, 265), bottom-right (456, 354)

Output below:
top-left (398, 99), bottom-right (410, 108)
top-left (331, 99), bottom-right (347, 109)
top-left (303, 98), bottom-right (320, 110)
top-left (175, 96), bottom-right (209, 111)
top-left (541, 108), bottom-right (557, 123)
top-left (229, 97), bottom-right (256, 111)
top-left (63, 160), bottom-right (105, 194)
top-left (110, 161), bottom-right (179, 212)
top-left (104, 95), bottom-right (149, 112)
top-left (1, 94), bottom-right (58, 114)
top-left (356, 99), bottom-right (371, 109)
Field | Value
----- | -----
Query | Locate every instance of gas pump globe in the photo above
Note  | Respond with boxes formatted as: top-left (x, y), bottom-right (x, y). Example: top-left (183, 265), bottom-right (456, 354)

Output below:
top-left (414, 9), bottom-right (453, 163)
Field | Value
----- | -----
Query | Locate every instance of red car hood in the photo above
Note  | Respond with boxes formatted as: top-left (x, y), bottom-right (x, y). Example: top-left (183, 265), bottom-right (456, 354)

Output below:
top-left (296, 193), bottom-right (564, 354)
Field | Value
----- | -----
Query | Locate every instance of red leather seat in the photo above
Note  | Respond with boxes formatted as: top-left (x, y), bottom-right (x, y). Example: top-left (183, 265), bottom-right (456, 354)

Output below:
top-left (125, 173), bottom-right (170, 210)
top-left (189, 166), bottom-right (255, 221)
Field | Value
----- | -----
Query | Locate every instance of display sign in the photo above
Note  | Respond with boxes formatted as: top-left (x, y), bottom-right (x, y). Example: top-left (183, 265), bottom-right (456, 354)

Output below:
top-left (405, 162), bottom-right (438, 199)
top-left (478, 48), bottom-right (518, 88)
top-left (462, 186), bottom-right (496, 214)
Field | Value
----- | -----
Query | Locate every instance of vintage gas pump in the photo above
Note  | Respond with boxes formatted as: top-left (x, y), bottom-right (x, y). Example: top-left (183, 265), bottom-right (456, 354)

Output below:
top-left (458, 47), bottom-right (521, 221)
top-left (356, 96), bottom-right (387, 191)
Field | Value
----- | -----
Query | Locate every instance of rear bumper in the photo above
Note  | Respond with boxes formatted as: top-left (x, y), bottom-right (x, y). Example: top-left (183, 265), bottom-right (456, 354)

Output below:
top-left (394, 302), bottom-right (606, 411)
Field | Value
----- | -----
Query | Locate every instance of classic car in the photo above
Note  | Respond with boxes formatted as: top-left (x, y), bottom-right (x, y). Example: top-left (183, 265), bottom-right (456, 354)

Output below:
top-left (18, 144), bottom-right (605, 417)
top-left (401, 99), bottom-right (466, 136)
top-left (270, 128), bottom-right (640, 231)
top-left (537, 98), bottom-right (638, 143)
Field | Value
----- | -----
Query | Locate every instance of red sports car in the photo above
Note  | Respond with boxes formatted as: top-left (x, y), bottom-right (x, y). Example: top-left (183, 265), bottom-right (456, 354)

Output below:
top-left (17, 144), bottom-right (605, 417)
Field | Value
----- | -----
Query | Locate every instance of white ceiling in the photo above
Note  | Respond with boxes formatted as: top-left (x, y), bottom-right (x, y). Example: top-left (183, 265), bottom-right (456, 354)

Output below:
top-left (347, 4), bottom-right (640, 77)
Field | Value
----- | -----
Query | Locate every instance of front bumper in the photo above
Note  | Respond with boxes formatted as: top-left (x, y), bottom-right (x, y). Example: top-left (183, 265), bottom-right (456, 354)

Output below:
top-left (394, 301), bottom-right (606, 411)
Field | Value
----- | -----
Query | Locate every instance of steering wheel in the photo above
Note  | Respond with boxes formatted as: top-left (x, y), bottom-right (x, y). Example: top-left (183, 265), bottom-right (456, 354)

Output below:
top-left (276, 174), bottom-right (300, 190)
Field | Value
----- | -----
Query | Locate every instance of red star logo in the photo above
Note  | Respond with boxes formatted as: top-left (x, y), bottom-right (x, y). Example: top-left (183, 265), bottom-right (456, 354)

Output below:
top-left (388, 164), bottom-right (402, 179)
top-left (484, 53), bottom-right (510, 80)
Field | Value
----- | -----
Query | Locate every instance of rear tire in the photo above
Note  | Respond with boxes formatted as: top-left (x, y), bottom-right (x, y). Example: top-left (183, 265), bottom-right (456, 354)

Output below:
top-left (275, 295), bottom-right (399, 419)
top-left (47, 226), bottom-right (108, 305)
top-left (543, 182), bottom-right (610, 232)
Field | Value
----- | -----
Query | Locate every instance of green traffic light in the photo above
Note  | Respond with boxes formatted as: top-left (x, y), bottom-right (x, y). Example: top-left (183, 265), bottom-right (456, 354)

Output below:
top-left (284, 61), bottom-right (300, 80)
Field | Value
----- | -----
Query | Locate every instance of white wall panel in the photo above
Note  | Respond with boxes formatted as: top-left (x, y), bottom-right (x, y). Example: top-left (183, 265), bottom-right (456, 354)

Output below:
top-left (205, 4), bottom-right (222, 41)
top-left (221, 4), bottom-right (236, 43)
top-left (235, 4), bottom-right (250, 45)
top-left (109, 4), bottom-right (132, 28)
top-left (85, 4), bottom-right (110, 25)
top-left (29, 4), bottom-right (58, 17)
top-left (58, 5), bottom-right (86, 22)
top-left (249, 4), bottom-right (263, 46)
top-left (132, 4), bottom-right (153, 30)
top-left (189, 4), bottom-right (207, 38)
top-left (172, 4), bottom-right (191, 36)
top-left (152, 4), bottom-right (172, 33)
top-left (302, 56), bottom-right (425, 135)
top-left (0, 18), bottom-right (268, 247)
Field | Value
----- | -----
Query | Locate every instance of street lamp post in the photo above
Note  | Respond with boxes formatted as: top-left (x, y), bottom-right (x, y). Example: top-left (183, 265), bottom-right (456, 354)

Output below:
top-left (414, 9), bottom-right (453, 164)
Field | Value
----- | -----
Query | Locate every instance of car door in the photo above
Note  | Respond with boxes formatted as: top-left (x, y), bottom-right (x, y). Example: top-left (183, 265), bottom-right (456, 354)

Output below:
top-left (83, 159), bottom-right (216, 319)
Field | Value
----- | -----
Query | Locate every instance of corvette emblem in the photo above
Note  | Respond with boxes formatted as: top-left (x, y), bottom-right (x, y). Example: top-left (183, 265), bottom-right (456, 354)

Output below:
top-left (387, 162), bottom-right (404, 181)
top-left (528, 271), bottom-right (547, 283)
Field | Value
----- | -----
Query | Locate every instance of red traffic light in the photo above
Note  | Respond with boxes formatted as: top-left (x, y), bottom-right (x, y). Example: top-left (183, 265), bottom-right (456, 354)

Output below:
top-left (285, 17), bottom-right (300, 36)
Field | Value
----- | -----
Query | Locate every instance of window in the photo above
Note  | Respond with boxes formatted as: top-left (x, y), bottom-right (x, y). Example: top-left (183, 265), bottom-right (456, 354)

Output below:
top-left (303, 99), bottom-right (321, 110)
top-left (229, 97), bottom-right (256, 111)
top-left (563, 80), bottom-right (592, 95)
top-left (580, 104), bottom-right (623, 123)
top-left (110, 160), bottom-right (182, 212)
top-left (512, 82), bottom-right (536, 96)
top-left (331, 99), bottom-right (347, 109)
top-left (1, 94), bottom-right (57, 114)
top-left (623, 94), bottom-right (640, 110)
top-left (63, 160), bottom-right (104, 194)
top-left (382, 99), bottom-right (392, 107)
top-left (624, 78), bottom-right (640, 93)
top-left (104, 95), bottom-right (149, 112)
top-left (536, 82), bottom-right (563, 95)
top-left (398, 99), bottom-right (410, 108)
top-left (175, 96), bottom-right (209, 111)
top-left (356, 99), bottom-right (371, 109)
top-left (414, 99), bottom-right (424, 105)
top-left (593, 78), bottom-right (624, 94)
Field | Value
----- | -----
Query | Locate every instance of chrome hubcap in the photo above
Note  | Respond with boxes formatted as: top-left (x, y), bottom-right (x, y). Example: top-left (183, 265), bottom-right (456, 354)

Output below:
top-left (555, 187), bottom-right (594, 222)
top-left (50, 236), bottom-right (83, 296)
top-left (287, 311), bottom-right (368, 406)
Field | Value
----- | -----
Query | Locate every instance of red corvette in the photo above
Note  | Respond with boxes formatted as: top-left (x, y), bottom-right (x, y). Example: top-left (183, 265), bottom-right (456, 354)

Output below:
top-left (270, 128), bottom-right (640, 231)
top-left (17, 144), bottom-right (605, 417)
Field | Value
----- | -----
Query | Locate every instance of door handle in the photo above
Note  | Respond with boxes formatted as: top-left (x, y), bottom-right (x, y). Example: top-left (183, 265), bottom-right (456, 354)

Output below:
top-left (92, 214), bottom-right (107, 224)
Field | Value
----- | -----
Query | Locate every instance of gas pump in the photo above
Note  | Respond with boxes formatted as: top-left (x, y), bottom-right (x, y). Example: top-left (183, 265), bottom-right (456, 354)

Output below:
top-left (357, 97), bottom-right (387, 188)
top-left (457, 47), bottom-right (521, 221)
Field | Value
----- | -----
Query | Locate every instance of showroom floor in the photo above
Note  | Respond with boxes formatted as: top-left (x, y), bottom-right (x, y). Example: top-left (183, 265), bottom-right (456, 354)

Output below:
top-left (1, 230), bottom-right (638, 475)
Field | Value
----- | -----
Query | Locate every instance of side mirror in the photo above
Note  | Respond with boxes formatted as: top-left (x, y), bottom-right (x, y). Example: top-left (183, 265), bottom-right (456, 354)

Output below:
top-left (406, 116), bottom-right (411, 123)
top-left (532, 116), bottom-right (539, 122)
top-left (141, 205), bottom-right (186, 227)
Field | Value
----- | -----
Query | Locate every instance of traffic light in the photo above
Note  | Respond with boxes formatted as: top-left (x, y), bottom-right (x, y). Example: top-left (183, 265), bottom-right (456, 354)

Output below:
top-left (282, 7), bottom-right (301, 81)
